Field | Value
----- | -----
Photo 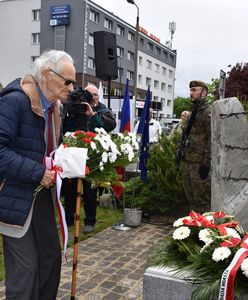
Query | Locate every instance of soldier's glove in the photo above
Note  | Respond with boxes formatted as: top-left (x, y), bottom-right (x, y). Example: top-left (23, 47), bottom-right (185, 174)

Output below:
top-left (198, 164), bottom-right (210, 180)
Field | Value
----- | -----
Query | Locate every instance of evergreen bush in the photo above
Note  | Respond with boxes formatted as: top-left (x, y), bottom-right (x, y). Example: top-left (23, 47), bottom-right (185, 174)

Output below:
top-left (125, 133), bottom-right (187, 214)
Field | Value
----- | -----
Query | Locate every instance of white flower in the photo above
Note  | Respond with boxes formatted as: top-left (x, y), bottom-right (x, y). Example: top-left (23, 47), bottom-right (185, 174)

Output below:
top-left (109, 152), bottom-right (117, 163)
top-left (99, 161), bottom-right (104, 171)
top-left (173, 216), bottom-right (192, 227)
top-left (90, 141), bottom-right (97, 151)
top-left (64, 131), bottom-right (74, 138)
top-left (199, 228), bottom-right (214, 244)
top-left (172, 226), bottom-right (191, 240)
top-left (205, 215), bottom-right (214, 222)
top-left (101, 152), bottom-right (108, 163)
top-left (212, 247), bottom-right (231, 262)
top-left (225, 227), bottom-right (240, 239)
top-left (117, 133), bottom-right (124, 138)
top-left (241, 258), bottom-right (248, 277)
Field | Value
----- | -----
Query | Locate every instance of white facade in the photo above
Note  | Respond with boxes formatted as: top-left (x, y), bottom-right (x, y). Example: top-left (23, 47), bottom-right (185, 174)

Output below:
top-left (137, 50), bottom-right (175, 119)
top-left (0, 0), bottom-right (40, 87)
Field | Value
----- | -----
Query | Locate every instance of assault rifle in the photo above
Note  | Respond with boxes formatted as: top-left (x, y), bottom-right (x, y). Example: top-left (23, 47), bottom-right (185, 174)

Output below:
top-left (175, 101), bottom-right (200, 168)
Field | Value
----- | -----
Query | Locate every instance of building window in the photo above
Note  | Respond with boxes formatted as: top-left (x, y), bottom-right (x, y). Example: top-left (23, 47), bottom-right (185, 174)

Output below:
top-left (140, 38), bottom-right (144, 46)
top-left (117, 25), bottom-right (125, 37)
top-left (169, 69), bottom-right (173, 78)
top-left (127, 70), bottom-right (134, 80)
top-left (103, 85), bottom-right (108, 95)
top-left (114, 88), bottom-right (122, 96)
top-left (31, 33), bottom-right (40, 44)
top-left (32, 9), bottom-right (40, 21)
top-left (161, 82), bottom-right (166, 91)
top-left (127, 51), bottom-right (134, 61)
top-left (138, 75), bottom-right (142, 84)
top-left (147, 42), bottom-right (153, 52)
top-left (146, 60), bottom-right (152, 70)
top-left (163, 50), bottom-right (168, 59)
top-left (146, 77), bottom-right (151, 86)
top-left (167, 99), bottom-right (172, 107)
top-left (154, 96), bottom-right (159, 102)
top-left (104, 18), bottom-right (113, 31)
top-left (139, 56), bottom-right (143, 65)
top-left (88, 33), bottom-right (94, 46)
top-left (156, 47), bottom-right (161, 56)
top-left (168, 85), bottom-right (173, 93)
top-left (89, 9), bottom-right (99, 23)
top-left (170, 54), bottom-right (174, 62)
top-left (155, 63), bottom-right (160, 73)
top-left (118, 67), bottom-right (123, 77)
top-left (162, 67), bottom-right (167, 76)
top-left (31, 56), bottom-right (38, 63)
top-left (116, 46), bottom-right (124, 57)
top-left (128, 31), bottom-right (135, 42)
top-left (88, 57), bottom-right (95, 69)
top-left (154, 80), bottom-right (159, 89)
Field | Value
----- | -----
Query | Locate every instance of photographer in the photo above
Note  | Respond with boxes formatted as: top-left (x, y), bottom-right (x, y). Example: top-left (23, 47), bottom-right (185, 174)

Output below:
top-left (62, 84), bottom-right (116, 233)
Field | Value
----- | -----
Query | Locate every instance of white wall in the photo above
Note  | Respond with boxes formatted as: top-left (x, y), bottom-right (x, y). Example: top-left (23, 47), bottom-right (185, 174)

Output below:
top-left (0, 0), bottom-right (40, 87)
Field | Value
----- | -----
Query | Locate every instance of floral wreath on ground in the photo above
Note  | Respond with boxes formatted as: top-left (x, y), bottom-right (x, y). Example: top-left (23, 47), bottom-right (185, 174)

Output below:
top-left (149, 211), bottom-right (248, 300)
top-left (63, 128), bottom-right (139, 185)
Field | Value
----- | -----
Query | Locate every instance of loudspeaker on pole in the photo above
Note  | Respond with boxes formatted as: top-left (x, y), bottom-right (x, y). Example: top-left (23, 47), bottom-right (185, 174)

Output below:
top-left (94, 31), bottom-right (118, 81)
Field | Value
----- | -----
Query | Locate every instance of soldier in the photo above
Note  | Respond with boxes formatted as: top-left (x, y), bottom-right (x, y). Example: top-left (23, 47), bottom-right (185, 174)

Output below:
top-left (176, 80), bottom-right (211, 213)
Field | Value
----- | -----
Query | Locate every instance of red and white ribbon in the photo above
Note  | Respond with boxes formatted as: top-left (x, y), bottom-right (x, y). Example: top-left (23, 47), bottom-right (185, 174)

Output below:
top-left (218, 237), bottom-right (248, 300)
top-left (44, 156), bottom-right (68, 259)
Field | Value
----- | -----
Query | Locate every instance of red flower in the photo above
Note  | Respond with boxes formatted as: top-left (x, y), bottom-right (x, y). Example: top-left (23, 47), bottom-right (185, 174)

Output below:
top-left (86, 131), bottom-right (96, 138)
top-left (220, 238), bottom-right (241, 248)
top-left (82, 138), bottom-right (92, 144)
top-left (213, 211), bottom-right (226, 218)
top-left (63, 144), bottom-right (68, 148)
top-left (74, 130), bottom-right (84, 136)
top-left (85, 165), bottom-right (90, 174)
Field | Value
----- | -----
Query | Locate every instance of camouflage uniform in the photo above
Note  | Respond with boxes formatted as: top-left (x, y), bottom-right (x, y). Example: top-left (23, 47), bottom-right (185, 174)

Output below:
top-left (181, 98), bottom-right (211, 212)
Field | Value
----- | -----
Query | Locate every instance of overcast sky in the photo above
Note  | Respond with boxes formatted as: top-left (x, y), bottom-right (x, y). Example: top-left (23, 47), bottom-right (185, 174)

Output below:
top-left (92, 0), bottom-right (248, 97)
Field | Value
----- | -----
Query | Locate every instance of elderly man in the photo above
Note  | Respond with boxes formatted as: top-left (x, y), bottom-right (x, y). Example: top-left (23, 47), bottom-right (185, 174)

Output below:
top-left (177, 80), bottom-right (211, 213)
top-left (62, 84), bottom-right (116, 233)
top-left (0, 50), bottom-right (76, 299)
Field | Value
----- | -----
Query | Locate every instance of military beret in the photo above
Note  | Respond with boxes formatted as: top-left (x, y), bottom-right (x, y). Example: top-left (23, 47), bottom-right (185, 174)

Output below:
top-left (189, 80), bottom-right (208, 91)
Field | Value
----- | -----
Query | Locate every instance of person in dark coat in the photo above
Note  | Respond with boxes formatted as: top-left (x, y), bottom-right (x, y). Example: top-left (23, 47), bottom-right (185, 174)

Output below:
top-left (0, 49), bottom-right (76, 299)
top-left (62, 84), bottom-right (116, 233)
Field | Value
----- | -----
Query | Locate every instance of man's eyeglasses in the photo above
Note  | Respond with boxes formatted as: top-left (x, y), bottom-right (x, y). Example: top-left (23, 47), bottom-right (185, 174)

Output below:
top-left (48, 68), bottom-right (76, 86)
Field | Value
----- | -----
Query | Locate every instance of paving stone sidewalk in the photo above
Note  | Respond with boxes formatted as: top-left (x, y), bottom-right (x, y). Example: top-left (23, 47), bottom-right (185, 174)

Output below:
top-left (0, 222), bottom-right (172, 300)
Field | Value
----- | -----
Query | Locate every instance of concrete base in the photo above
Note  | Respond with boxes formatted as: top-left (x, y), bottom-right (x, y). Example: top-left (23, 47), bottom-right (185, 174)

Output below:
top-left (143, 266), bottom-right (248, 300)
top-left (143, 266), bottom-right (197, 300)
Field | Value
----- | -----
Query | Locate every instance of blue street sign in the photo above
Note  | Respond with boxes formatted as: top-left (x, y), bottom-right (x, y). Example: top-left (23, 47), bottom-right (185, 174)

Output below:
top-left (50, 5), bottom-right (70, 16)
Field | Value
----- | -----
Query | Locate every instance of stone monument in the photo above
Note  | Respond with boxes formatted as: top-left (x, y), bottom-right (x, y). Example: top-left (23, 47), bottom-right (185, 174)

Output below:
top-left (211, 97), bottom-right (248, 229)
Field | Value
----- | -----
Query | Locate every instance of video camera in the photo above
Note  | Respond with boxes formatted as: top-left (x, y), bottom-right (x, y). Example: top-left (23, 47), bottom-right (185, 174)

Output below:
top-left (65, 86), bottom-right (93, 115)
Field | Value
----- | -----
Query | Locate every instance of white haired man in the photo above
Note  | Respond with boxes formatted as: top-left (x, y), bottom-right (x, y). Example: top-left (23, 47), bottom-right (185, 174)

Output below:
top-left (0, 50), bottom-right (76, 299)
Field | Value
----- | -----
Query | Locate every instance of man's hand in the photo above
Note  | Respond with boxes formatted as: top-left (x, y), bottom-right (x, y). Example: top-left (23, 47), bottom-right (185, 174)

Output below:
top-left (83, 102), bottom-right (96, 117)
top-left (40, 170), bottom-right (55, 189)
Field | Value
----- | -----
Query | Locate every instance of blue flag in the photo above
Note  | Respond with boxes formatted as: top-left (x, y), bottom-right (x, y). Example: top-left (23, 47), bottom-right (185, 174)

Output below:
top-left (138, 86), bottom-right (151, 181)
top-left (120, 79), bottom-right (131, 132)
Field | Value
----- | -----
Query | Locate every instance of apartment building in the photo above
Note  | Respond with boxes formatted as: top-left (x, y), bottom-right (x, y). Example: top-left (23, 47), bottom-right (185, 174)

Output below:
top-left (0, 0), bottom-right (40, 86)
top-left (0, 0), bottom-right (177, 121)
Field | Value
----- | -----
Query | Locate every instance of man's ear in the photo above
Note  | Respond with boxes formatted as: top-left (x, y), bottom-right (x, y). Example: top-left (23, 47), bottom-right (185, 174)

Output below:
top-left (41, 69), bottom-right (50, 82)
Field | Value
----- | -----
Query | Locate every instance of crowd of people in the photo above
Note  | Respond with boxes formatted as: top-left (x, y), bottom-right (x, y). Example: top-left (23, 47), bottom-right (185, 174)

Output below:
top-left (0, 48), bottom-right (211, 299)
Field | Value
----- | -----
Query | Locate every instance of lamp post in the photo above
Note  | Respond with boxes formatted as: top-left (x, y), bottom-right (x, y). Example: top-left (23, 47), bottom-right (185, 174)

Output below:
top-left (127, 0), bottom-right (139, 119)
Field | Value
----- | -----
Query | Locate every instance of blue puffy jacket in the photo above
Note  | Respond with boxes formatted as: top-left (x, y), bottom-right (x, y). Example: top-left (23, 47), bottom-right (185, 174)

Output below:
top-left (0, 75), bottom-right (61, 227)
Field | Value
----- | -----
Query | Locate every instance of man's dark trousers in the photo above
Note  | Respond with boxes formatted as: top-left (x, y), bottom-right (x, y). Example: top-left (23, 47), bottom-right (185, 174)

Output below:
top-left (2, 189), bottom-right (61, 300)
top-left (63, 179), bottom-right (97, 227)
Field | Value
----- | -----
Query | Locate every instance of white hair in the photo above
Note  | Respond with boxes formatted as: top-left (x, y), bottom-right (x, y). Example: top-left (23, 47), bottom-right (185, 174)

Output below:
top-left (33, 49), bottom-right (74, 80)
